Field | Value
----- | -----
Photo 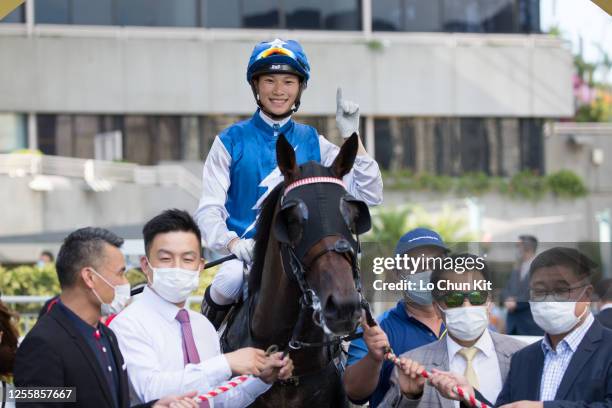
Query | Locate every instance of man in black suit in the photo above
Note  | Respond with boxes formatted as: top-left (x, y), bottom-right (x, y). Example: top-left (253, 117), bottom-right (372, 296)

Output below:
top-left (596, 278), bottom-right (612, 329)
top-left (501, 235), bottom-right (543, 335)
top-left (14, 227), bottom-right (198, 408)
top-left (428, 247), bottom-right (612, 408)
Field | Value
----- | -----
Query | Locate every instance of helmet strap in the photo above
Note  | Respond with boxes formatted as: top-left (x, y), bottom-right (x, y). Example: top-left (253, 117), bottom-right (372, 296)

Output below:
top-left (250, 80), bottom-right (306, 121)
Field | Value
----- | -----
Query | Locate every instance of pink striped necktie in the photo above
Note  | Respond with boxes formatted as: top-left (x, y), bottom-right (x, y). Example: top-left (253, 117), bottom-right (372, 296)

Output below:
top-left (175, 309), bottom-right (201, 365)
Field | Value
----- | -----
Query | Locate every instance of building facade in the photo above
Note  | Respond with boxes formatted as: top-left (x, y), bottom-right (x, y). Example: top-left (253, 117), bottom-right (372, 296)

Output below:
top-left (0, 0), bottom-right (572, 175)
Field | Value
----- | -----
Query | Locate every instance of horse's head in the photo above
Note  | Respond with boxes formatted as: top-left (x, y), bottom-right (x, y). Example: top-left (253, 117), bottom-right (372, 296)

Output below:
top-left (273, 133), bottom-right (371, 335)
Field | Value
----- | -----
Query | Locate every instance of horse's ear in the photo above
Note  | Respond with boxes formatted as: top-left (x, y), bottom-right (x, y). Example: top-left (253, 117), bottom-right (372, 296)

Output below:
top-left (276, 133), bottom-right (299, 183)
top-left (331, 133), bottom-right (359, 178)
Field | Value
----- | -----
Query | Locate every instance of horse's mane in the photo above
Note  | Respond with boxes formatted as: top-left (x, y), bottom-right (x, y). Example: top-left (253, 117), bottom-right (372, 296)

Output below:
top-left (249, 182), bottom-right (284, 294)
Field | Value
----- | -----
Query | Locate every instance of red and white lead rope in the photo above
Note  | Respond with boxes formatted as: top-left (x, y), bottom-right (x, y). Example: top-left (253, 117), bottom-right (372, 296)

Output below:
top-left (384, 349), bottom-right (490, 408)
top-left (190, 349), bottom-right (489, 408)
top-left (195, 375), bottom-right (250, 405)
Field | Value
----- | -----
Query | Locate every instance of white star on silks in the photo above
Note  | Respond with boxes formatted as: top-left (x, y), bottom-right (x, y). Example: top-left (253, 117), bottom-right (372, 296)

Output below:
top-left (267, 38), bottom-right (287, 48)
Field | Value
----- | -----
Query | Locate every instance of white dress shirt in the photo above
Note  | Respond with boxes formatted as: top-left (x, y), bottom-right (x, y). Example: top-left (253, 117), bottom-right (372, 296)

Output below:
top-left (447, 329), bottom-right (503, 408)
top-left (601, 303), bottom-right (612, 312)
top-left (110, 287), bottom-right (270, 407)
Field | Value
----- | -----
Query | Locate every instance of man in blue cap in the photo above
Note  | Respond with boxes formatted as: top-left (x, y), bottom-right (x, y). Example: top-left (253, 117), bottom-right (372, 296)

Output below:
top-left (343, 227), bottom-right (449, 408)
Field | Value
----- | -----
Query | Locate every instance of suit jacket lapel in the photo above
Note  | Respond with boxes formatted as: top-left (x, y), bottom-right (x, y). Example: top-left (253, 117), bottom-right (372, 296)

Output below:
top-left (555, 321), bottom-right (602, 400)
top-left (50, 307), bottom-right (115, 408)
top-left (491, 333), bottom-right (514, 380)
top-left (524, 342), bottom-right (545, 400)
top-left (429, 339), bottom-right (454, 408)
top-left (102, 325), bottom-right (128, 408)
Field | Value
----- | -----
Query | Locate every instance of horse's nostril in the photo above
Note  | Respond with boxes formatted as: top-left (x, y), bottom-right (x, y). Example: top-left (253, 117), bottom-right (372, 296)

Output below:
top-left (324, 294), bottom-right (360, 320)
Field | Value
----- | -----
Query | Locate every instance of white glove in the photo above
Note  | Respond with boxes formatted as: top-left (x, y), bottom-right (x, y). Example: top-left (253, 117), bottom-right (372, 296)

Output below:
top-left (336, 87), bottom-right (360, 139)
top-left (228, 238), bottom-right (255, 264)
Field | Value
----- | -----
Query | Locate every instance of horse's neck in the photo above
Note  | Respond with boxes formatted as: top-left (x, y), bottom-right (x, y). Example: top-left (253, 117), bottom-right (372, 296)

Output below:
top-left (251, 238), bottom-right (300, 344)
top-left (251, 240), bottom-right (330, 374)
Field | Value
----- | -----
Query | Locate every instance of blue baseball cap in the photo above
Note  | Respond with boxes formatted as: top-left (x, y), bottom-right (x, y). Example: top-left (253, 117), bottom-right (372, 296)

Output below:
top-left (395, 227), bottom-right (448, 255)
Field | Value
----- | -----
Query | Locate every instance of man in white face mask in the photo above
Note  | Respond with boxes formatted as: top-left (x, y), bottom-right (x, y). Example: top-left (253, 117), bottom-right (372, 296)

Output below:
top-left (14, 227), bottom-right (201, 408)
top-left (110, 209), bottom-right (293, 407)
top-left (429, 247), bottom-right (612, 408)
top-left (380, 254), bottom-right (525, 408)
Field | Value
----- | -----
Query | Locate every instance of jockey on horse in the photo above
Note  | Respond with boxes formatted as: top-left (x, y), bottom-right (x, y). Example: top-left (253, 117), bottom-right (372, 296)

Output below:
top-left (195, 38), bottom-right (383, 328)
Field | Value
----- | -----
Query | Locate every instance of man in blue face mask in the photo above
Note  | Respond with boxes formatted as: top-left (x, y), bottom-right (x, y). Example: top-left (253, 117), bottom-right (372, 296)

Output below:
top-left (344, 228), bottom-right (449, 407)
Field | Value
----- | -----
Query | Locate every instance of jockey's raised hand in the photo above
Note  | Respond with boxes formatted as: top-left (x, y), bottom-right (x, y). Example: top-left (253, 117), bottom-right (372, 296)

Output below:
top-left (336, 87), bottom-right (360, 138)
top-left (228, 238), bottom-right (255, 264)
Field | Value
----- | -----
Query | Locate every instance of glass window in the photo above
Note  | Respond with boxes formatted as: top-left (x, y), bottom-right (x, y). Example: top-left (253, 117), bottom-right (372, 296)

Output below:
top-left (374, 119), bottom-right (393, 170)
top-left (480, 0), bottom-right (516, 33)
top-left (322, 0), bottom-right (361, 30)
top-left (403, 0), bottom-right (441, 32)
top-left (519, 119), bottom-right (543, 172)
top-left (442, 0), bottom-right (484, 32)
top-left (123, 116), bottom-right (150, 164)
top-left (242, 0), bottom-right (280, 28)
top-left (518, 0), bottom-right (539, 33)
top-left (72, 0), bottom-right (113, 25)
top-left (35, 0), bottom-right (70, 24)
top-left (459, 118), bottom-right (490, 173)
top-left (0, 3), bottom-right (25, 23)
top-left (285, 0), bottom-right (325, 29)
top-left (37, 114), bottom-right (57, 155)
top-left (0, 113), bottom-right (27, 153)
top-left (117, 0), bottom-right (198, 27)
top-left (205, 0), bottom-right (241, 28)
top-left (372, 0), bottom-right (402, 31)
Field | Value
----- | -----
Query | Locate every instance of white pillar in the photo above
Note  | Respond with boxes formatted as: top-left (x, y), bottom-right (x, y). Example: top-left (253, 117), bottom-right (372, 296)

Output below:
top-left (362, 0), bottom-right (372, 38)
top-left (25, 0), bottom-right (34, 35)
top-left (365, 115), bottom-right (375, 155)
top-left (27, 112), bottom-right (38, 150)
top-left (597, 209), bottom-right (611, 278)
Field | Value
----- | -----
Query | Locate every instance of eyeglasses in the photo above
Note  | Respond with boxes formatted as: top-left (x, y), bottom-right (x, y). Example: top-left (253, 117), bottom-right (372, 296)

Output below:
top-left (438, 291), bottom-right (488, 308)
top-left (529, 284), bottom-right (588, 302)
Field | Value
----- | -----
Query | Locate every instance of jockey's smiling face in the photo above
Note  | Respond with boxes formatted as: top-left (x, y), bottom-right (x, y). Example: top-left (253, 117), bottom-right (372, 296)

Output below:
top-left (255, 73), bottom-right (300, 116)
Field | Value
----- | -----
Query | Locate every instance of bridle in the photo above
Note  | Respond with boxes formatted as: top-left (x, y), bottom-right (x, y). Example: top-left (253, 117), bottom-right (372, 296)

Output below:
top-left (275, 177), bottom-right (375, 352)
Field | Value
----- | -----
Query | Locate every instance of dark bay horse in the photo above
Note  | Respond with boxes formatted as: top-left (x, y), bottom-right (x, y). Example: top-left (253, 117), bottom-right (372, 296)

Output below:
top-left (221, 133), bottom-right (372, 407)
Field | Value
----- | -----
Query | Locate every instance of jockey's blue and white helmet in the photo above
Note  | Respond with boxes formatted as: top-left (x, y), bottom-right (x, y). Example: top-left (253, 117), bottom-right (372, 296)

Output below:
top-left (246, 38), bottom-right (311, 84)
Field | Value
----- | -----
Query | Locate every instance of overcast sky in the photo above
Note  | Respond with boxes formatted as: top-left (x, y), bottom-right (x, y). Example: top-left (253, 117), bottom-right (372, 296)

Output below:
top-left (540, 0), bottom-right (612, 82)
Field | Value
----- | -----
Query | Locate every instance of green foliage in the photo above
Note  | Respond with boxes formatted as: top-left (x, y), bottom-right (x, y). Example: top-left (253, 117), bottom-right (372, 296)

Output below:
top-left (383, 169), bottom-right (588, 200)
top-left (546, 169), bottom-right (588, 198)
top-left (456, 172), bottom-right (493, 195)
top-left (126, 268), bottom-right (147, 286)
top-left (0, 265), bottom-right (60, 296)
top-left (369, 207), bottom-right (411, 246)
top-left (575, 94), bottom-right (612, 122)
top-left (365, 39), bottom-right (385, 52)
top-left (366, 205), bottom-right (476, 248)
top-left (506, 170), bottom-right (548, 200)
top-left (0, 262), bottom-right (218, 318)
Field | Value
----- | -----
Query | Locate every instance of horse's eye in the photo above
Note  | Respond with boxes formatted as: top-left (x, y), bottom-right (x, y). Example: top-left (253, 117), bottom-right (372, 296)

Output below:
top-left (340, 200), bottom-right (359, 233)
top-left (283, 201), bottom-right (308, 245)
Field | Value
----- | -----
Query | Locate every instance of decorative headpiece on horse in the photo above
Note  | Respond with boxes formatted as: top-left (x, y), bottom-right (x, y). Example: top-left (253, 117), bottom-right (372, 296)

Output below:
top-left (273, 134), bottom-right (372, 264)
